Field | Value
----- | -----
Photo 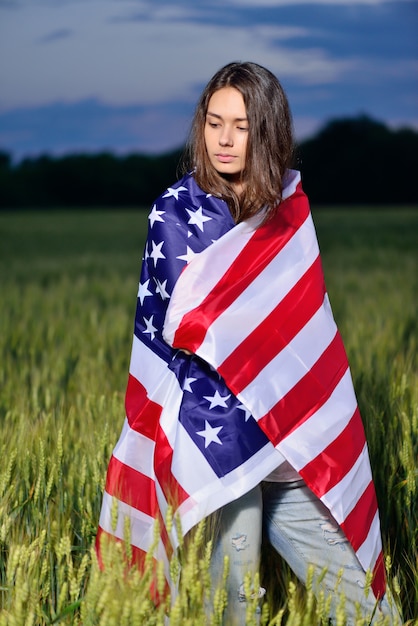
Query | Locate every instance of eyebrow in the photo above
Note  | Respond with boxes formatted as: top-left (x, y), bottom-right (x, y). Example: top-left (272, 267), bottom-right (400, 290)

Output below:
top-left (206, 111), bottom-right (248, 122)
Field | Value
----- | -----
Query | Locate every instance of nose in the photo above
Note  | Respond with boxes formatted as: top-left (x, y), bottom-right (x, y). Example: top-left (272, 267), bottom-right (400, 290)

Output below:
top-left (219, 126), bottom-right (233, 147)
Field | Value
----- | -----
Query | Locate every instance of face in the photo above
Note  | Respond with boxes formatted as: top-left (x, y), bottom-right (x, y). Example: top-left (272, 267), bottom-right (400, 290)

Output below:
top-left (204, 87), bottom-right (249, 193)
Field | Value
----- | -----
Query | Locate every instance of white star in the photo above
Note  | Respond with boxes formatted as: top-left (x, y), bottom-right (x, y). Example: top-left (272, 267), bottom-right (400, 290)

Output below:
top-left (154, 278), bottom-right (170, 301)
top-left (176, 246), bottom-right (196, 264)
top-left (142, 315), bottom-right (157, 340)
top-left (183, 377), bottom-right (197, 392)
top-left (162, 185), bottom-right (188, 200)
top-left (186, 206), bottom-right (212, 232)
top-left (203, 390), bottom-right (231, 410)
top-left (137, 279), bottom-right (152, 305)
top-left (149, 240), bottom-right (166, 267)
top-left (197, 420), bottom-right (223, 448)
top-left (237, 403), bottom-right (252, 422)
top-left (148, 204), bottom-right (165, 227)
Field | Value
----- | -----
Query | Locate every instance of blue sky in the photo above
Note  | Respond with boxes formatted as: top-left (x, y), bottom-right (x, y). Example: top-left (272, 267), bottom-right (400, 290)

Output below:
top-left (0, 0), bottom-right (417, 161)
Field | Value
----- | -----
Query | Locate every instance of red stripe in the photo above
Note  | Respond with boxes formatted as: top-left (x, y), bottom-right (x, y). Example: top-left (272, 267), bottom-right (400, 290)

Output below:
top-left (96, 526), bottom-right (148, 569)
top-left (340, 481), bottom-right (378, 551)
top-left (95, 526), bottom-right (107, 570)
top-left (258, 332), bottom-right (348, 446)
top-left (372, 551), bottom-right (386, 598)
top-left (172, 185), bottom-right (310, 353)
top-left (219, 255), bottom-right (325, 394)
top-left (105, 454), bottom-right (158, 518)
top-left (300, 407), bottom-right (366, 497)
top-left (154, 425), bottom-right (190, 509)
top-left (95, 527), bottom-right (170, 603)
top-left (125, 373), bottom-right (162, 440)
top-left (155, 506), bottom-right (174, 569)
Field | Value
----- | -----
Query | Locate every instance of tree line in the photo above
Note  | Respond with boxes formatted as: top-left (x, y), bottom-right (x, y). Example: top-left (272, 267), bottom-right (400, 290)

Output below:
top-left (0, 115), bottom-right (417, 209)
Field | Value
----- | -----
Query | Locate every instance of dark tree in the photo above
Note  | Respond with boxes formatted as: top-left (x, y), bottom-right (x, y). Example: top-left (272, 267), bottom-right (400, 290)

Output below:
top-left (297, 115), bottom-right (418, 204)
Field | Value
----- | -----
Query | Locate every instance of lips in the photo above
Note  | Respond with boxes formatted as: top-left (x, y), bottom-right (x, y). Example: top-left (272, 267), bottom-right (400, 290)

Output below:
top-left (215, 153), bottom-right (236, 163)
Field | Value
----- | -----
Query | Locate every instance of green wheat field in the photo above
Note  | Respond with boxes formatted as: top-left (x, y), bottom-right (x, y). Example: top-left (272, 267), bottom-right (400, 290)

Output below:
top-left (0, 207), bottom-right (417, 625)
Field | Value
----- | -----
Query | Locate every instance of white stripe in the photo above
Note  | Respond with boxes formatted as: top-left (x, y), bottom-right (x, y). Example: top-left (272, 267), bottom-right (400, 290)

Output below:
top-left (166, 419), bottom-right (289, 538)
top-left (238, 300), bottom-right (338, 418)
top-left (177, 441), bottom-right (288, 535)
top-left (170, 420), bottom-right (219, 493)
top-left (278, 369), bottom-right (357, 469)
top-left (154, 477), bottom-right (182, 551)
top-left (99, 491), bottom-right (157, 554)
top-left (322, 444), bottom-right (373, 524)
top-left (163, 220), bottom-right (256, 343)
top-left (356, 510), bottom-right (382, 573)
top-left (112, 418), bottom-right (155, 478)
top-left (129, 335), bottom-right (179, 406)
top-left (197, 215), bottom-right (319, 366)
top-left (281, 169), bottom-right (301, 200)
top-left (99, 491), bottom-right (172, 587)
top-left (177, 439), bottom-right (282, 510)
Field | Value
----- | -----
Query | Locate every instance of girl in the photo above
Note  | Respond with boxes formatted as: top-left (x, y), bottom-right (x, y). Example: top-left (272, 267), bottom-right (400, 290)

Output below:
top-left (97, 62), bottom-right (399, 625)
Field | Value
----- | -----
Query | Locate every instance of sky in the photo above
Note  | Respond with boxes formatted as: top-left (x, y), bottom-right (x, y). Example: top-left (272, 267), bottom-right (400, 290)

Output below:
top-left (0, 0), bottom-right (417, 161)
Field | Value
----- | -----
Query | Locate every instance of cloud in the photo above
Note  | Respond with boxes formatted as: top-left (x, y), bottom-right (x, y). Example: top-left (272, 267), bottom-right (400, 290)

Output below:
top-left (38, 28), bottom-right (74, 44)
top-left (0, 2), bottom-right (369, 111)
top-left (109, 2), bottom-right (201, 23)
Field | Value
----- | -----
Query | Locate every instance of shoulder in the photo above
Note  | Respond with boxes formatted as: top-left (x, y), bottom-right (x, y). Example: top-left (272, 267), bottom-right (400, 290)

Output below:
top-left (153, 172), bottom-right (198, 206)
top-left (274, 169), bottom-right (311, 229)
top-left (145, 174), bottom-right (191, 231)
top-left (282, 169), bottom-right (302, 200)
top-left (151, 173), bottom-right (233, 226)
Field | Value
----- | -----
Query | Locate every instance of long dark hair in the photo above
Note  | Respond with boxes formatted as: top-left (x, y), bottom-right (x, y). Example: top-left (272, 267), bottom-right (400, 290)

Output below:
top-left (182, 61), bottom-right (295, 223)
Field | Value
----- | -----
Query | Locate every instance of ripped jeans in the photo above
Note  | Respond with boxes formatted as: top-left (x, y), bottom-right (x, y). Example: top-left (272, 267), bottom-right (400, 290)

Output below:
top-left (209, 481), bottom-right (400, 625)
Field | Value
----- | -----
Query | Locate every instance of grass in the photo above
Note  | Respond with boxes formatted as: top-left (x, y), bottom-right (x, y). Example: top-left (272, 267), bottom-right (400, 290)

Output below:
top-left (0, 206), bottom-right (416, 624)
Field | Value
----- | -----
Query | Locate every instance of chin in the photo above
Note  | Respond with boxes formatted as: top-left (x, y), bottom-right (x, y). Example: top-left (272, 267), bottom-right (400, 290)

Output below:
top-left (214, 166), bottom-right (241, 178)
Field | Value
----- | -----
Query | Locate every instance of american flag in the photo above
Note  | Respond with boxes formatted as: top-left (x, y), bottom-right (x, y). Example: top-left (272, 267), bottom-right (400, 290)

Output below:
top-left (96, 170), bottom-right (385, 599)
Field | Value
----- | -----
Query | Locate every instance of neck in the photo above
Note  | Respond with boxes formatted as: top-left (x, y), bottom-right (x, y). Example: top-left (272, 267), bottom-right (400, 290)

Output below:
top-left (223, 173), bottom-right (245, 197)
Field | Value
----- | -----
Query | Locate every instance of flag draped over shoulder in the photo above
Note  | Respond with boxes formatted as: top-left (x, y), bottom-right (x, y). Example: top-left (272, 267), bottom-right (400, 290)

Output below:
top-left (97, 170), bottom-right (385, 599)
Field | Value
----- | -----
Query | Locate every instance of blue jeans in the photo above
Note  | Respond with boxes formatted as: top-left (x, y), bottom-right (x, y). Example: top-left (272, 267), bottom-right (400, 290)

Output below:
top-left (209, 482), bottom-right (400, 625)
